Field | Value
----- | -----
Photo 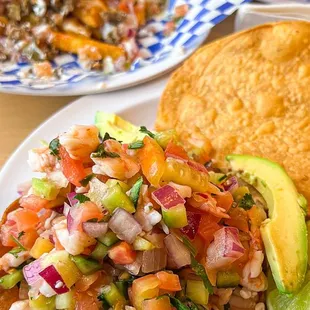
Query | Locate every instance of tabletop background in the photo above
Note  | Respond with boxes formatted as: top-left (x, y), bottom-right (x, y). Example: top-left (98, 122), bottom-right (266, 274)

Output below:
top-left (0, 15), bottom-right (234, 169)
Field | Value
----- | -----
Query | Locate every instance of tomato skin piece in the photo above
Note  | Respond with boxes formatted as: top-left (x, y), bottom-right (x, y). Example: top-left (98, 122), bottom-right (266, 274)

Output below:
top-left (19, 229), bottom-right (39, 249)
top-left (165, 141), bottom-right (189, 161)
top-left (137, 136), bottom-right (165, 187)
top-left (214, 192), bottom-right (233, 212)
top-left (198, 214), bottom-right (222, 246)
top-left (142, 296), bottom-right (172, 310)
top-left (108, 241), bottom-right (136, 265)
top-left (75, 291), bottom-right (100, 310)
top-left (156, 271), bottom-right (182, 291)
top-left (14, 209), bottom-right (39, 232)
top-left (225, 207), bottom-right (249, 232)
top-left (59, 146), bottom-right (86, 187)
top-left (20, 195), bottom-right (49, 212)
top-left (0, 222), bottom-right (18, 247)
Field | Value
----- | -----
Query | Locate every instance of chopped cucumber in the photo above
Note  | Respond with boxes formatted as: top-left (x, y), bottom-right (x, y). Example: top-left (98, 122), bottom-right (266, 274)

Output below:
top-left (32, 178), bottom-right (60, 200)
top-left (162, 205), bottom-right (188, 228)
top-left (102, 184), bottom-right (135, 214)
top-left (29, 295), bottom-right (56, 310)
top-left (186, 280), bottom-right (209, 305)
top-left (98, 231), bottom-right (119, 247)
top-left (91, 242), bottom-right (109, 261)
top-left (216, 271), bottom-right (240, 288)
top-left (99, 283), bottom-right (126, 306)
top-left (55, 290), bottom-right (75, 310)
top-left (70, 255), bottom-right (102, 275)
top-left (0, 269), bottom-right (23, 289)
top-left (133, 236), bottom-right (155, 251)
top-left (115, 281), bottom-right (128, 298)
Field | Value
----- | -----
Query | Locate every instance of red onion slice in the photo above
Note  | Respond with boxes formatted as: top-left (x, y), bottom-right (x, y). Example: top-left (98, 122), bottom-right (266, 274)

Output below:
top-left (67, 192), bottom-right (78, 207)
top-left (39, 265), bottom-right (69, 294)
top-left (82, 221), bottom-right (108, 238)
top-left (23, 259), bottom-right (44, 286)
top-left (180, 211), bottom-right (201, 240)
top-left (223, 176), bottom-right (239, 192)
top-left (152, 185), bottom-right (185, 210)
top-left (164, 234), bottom-right (191, 268)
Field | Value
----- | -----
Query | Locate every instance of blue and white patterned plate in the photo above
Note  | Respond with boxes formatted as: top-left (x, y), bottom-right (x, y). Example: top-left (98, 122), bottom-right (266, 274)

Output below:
top-left (0, 0), bottom-right (250, 96)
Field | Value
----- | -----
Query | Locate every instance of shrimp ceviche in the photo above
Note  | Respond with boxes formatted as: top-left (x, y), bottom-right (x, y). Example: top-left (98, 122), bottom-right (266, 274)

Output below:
top-left (0, 113), bottom-right (286, 310)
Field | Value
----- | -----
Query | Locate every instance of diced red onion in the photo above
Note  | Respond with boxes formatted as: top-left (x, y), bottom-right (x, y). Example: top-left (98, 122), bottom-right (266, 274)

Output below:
top-left (141, 248), bottom-right (167, 273)
top-left (206, 227), bottom-right (245, 270)
top-left (168, 182), bottom-right (192, 198)
top-left (223, 176), bottom-right (239, 192)
top-left (63, 202), bottom-right (71, 217)
top-left (108, 208), bottom-right (142, 244)
top-left (152, 185), bottom-right (185, 210)
top-left (67, 192), bottom-right (78, 207)
top-left (23, 258), bottom-right (44, 286)
top-left (53, 205), bottom-right (64, 214)
top-left (39, 265), bottom-right (69, 294)
top-left (164, 234), bottom-right (191, 268)
top-left (124, 252), bottom-right (143, 276)
top-left (180, 211), bottom-right (201, 240)
top-left (82, 221), bottom-right (108, 238)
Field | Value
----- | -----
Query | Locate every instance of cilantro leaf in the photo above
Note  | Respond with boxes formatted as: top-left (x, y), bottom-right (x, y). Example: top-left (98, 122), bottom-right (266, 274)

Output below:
top-left (17, 231), bottom-right (25, 240)
top-left (130, 177), bottom-right (143, 208)
top-left (238, 193), bottom-right (255, 210)
top-left (92, 144), bottom-right (120, 159)
top-left (49, 138), bottom-right (60, 158)
top-left (139, 126), bottom-right (155, 138)
top-left (181, 236), bottom-right (197, 257)
top-left (102, 132), bottom-right (116, 142)
top-left (10, 235), bottom-right (26, 250)
top-left (169, 296), bottom-right (190, 310)
top-left (9, 247), bottom-right (23, 258)
top-left (191, 256), bottom-right (213, 294)
top-left (128, 141), bottom-right (144, 150)
top-left (218, 174), bottom-right (227, 182)
top-left (80, 174), bottom-right (95, 187)
top-left (74, 193), bottom-right (90, 203)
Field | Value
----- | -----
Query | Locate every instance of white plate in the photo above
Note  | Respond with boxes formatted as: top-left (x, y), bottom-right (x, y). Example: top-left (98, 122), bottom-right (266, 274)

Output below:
top-left (0, 0), bottom-right (250, 96)
top-left (0, 77), bottom-right (168, 212)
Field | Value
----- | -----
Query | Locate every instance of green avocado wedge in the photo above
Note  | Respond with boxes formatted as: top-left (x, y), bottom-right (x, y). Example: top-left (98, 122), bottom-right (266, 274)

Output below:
top-left (226, 154), bottom-right (308, 294)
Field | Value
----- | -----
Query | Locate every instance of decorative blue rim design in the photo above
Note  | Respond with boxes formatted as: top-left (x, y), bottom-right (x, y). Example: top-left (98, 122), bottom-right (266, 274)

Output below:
top-left (0, 0), bottom-right (251, 91)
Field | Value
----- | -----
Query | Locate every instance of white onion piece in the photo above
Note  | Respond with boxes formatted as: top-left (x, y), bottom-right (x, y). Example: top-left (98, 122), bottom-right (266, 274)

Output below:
top-left (108, 208), bottom-right (142, 244)
top-left (164, 234), bottom-right (191, 268)
top-left (124, 252), bottom-right (143, 276)
top-left (82, 221), bottom-right (108, 238)
top-left (141, 248), bottom-right (167, 273)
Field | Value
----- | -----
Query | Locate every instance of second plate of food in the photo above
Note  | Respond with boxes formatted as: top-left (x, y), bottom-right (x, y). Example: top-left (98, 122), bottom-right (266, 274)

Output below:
top-left (0, 0), bottom-right (250, 96)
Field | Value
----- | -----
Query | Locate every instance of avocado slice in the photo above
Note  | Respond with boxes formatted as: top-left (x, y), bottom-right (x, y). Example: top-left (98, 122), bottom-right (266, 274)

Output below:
top-left (226, 154), bottom-right (308, 293)
top-left (95, 111), bottom-right (146, 143)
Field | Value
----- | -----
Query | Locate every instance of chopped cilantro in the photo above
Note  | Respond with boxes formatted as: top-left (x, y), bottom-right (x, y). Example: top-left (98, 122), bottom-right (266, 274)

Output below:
top-left (218, 174), bottom-right (227, 182)
top-left (49, 138), bottom-right (60, 158)
top-left (102, 132), bottom-right (116, 142)
top-left (239, 193), bottom-right (255, 210)
top-left (128, 141), bottom-right (144, 150)
top-left (80, 174), bottom-right (95, 187)
top-left (181, 236), bottom-right (197, 257)
top-left (129, 177), bottom-right (143, 208)
top-left (9, 247), bottom-right (23, 258)
top-left (168, 296), bottom-right (190, 310)
top-left (74, 193), bottom-right (90, 203)
top-left (190, 256), bottom-right (213, 294)
top-left (17, 231), bottom-right (25, 240)
top-left (92, 144), bottom-right (120, 159)
top-left (139, 126), bottom-right (155, 138)
top-left (10, 235), bottom-right (25, 250)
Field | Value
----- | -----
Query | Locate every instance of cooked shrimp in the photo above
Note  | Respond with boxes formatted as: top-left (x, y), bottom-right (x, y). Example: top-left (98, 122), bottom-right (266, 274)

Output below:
top-left (59, 125), bottom-right (100, 161)
top-left (53, 219), bottom-right (96, 255)
top-left (28, 147), bottom-right (57, 173)
top-left (0, 251), bottom-right (30, 271)
top-left (47, 170), bottom-right (69, 188)
top-left (92, 139), bottom-right (140, 180)
top-left (9, 300), bottom-right (30, 310)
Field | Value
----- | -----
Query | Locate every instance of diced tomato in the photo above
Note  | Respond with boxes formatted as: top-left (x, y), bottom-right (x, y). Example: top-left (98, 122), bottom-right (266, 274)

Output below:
top-left (132, 275), bottom-right (160, 309)
top-left (198, 214), bottom-right (222, 246)
top-left (165, 141), bottom-right (189, 161)
top-left (137, 136), bottom-right (166, 187)
top-left (192, 234), bottom-right (207, 260)
top-left (108, 241), bottom-right (136, 265)
top-left (214, 191), bottom-right (233, 212)
top-left (20, 195), bottom-right (49, 212)
top-left (14, 209), bottom-right (39, 232)
top-left (0, 222), bottom-right (18, 247)
top-left (19, 229), bottom-right (39, 249)
top-left (156, 271), bottom-right (181, 291)
top-left (59, 146), bottom-right (87, 187)
top-left (142, 295), bottom-right (172, 310)
top-left (75, 272), bottom-right (99, 292)
top-left (225, 207), bottom-right (249, 232)
top-left (180, 211), bottom-right (201, 240)
top-left (247, 205), bottom-right (266, 227)
top-left (75, 291), bottom-right (100, 310)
